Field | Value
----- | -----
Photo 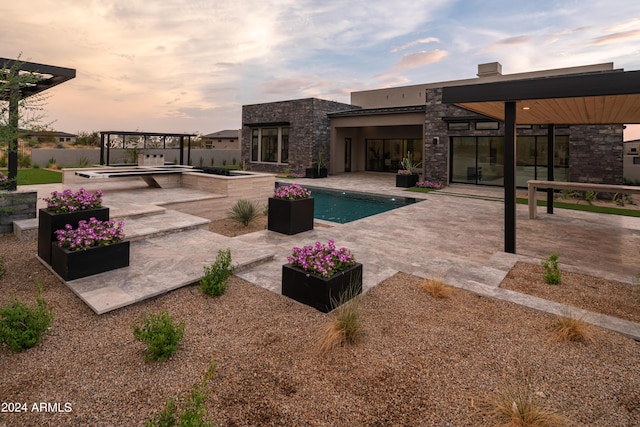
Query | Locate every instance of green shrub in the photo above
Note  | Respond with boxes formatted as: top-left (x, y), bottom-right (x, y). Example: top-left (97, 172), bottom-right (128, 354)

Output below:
top-left (146, 360), bottom-right (216, 427)
top-left (198, 156), bottom-right (204, 168)
top-left (227, 199), bottom-right (260, 226)
top-left (232, 157), bottom-right (237, 165)
top-left (222, 159), bottom-right (227, 166)
top-left (18, 153), bottom-right (31, 168)
top-left (210, 157), bottom-right (215, 166)
top-left (542, 253), bottom-right (561, 285)
top-left (132, 310), bottom-right (185, 362)
top-left (200, 249), bottom-right (235, 297)
top-left (0, 282), bottom-right (54, 352)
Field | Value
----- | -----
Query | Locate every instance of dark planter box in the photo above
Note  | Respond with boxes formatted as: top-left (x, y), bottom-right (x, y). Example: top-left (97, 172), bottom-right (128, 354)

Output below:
top-left (38, 207), bottom-right (110, 265)
top-left (51, 240), bottom-right (130, 281)
top-left (282, 263), bottom-right (363, 313)
top-left (268, 197), bottom-right (314, 235)
top-left (396, 173), bottom-right (419, 188)
top-left (305, 167), bottom-right (328, 178)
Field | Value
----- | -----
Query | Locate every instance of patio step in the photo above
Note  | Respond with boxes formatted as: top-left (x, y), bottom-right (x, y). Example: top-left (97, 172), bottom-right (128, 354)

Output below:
top-left (123, 209), bottom-right (211, 242)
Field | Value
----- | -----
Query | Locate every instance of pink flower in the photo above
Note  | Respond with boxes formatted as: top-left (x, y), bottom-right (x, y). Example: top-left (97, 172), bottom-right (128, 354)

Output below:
top-left (287, 240), bottom-right (356, 278)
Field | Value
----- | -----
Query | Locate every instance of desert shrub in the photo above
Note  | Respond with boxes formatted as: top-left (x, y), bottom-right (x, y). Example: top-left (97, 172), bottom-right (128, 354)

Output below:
top-left (232, 157), bottom-right (237, 165)
top-left (420, 276), bottom-right (453, 299)
top-left (200, 249), bottom-right (235, 297)
top-left (227, 199), bottom-right (260, 226)
top-left (541, 253), bottom-right (561, 285)
top-left (210, 157), bottom-right (215, 166)
top-left (319, 286), bottom-right (362, 353)
top-left (0, 255), bottom-right (6, 279)
top-left (132, 310), bottom-right (185, 362)
top-left (222, 159), bottom-right (227, 166)
top-left (0, 282), bottom-right (54, 352)
top-left (551, 315), bottom-right (591, 342)
top-left (198, 156), bottom-right (204, 168)
top-left (146, 360), bottom-right (216, 427)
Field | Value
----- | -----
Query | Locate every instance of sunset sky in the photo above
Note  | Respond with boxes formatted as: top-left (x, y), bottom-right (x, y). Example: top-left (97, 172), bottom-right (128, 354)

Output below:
top-left (2, 0), bottom-right (640, 140)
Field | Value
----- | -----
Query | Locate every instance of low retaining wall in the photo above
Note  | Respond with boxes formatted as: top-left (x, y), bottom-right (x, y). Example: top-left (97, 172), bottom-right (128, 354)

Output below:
top-left (0, 191), bottom-right (37, 234)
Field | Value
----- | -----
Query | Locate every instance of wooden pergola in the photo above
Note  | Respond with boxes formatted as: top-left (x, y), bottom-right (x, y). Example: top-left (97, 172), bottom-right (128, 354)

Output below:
top-left (441, 68), bottom-right (640, 253)
top-left (1, 58), bottom-right (76, 190)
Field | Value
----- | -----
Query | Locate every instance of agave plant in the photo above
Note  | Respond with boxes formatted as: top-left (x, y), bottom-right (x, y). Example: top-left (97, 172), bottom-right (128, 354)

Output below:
top-left (227, 199), bottom-right (261, 226)
top-left (400, 151), bottom-right (422, 173)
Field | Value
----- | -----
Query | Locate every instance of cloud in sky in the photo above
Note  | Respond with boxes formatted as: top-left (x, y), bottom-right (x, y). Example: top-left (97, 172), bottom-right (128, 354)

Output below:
top-left (1, 0), bottom-right (640, 136)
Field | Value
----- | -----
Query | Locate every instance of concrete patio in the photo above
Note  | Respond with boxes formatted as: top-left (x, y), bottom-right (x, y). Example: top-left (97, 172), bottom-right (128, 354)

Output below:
top-left (16, 172), bottom-right (640, 339)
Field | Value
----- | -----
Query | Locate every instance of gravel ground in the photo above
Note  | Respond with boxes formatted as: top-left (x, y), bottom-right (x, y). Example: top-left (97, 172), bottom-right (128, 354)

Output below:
top-left (0, 233), bottom-right (639, 426)
top-left (502, 262), bottom-right (640, 323)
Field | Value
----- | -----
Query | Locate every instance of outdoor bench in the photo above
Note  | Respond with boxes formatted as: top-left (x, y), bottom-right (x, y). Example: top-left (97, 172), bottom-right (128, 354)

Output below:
top-left (527, 179), bottom-right (640, 219)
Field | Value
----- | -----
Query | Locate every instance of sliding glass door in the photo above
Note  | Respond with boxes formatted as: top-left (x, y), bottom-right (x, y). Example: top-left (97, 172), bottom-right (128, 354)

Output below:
top-left (451, 135), bottom-right (568, 186)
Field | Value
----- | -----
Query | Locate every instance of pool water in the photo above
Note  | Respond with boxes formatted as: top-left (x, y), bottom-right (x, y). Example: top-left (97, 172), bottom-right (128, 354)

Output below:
top-left (278, 184), bottom-right (419, 223)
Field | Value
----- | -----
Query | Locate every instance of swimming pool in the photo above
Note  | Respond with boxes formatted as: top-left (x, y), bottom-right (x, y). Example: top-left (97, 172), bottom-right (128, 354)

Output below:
top-left (276, 183), bottom-right (420, 223)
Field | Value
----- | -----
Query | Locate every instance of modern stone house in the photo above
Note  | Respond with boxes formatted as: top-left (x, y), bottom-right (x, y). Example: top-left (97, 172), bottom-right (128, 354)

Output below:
top-left (241, 62), bottom-right (625, 187)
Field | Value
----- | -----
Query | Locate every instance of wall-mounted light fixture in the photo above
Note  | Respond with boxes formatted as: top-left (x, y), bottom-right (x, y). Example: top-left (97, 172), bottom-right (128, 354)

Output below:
top-left (432, 137), bottom-right (439, 145)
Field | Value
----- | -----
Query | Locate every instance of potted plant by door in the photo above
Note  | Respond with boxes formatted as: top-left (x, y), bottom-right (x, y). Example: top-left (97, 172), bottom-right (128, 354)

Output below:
top-left (268, 184), bottom-right (314, 235)
top-left (38, 188), bottom-right (110, 265)
top-left (305, 153), bottom-right (328, 178)
top-left (50, 217), bottom-right (129, 281)
top-left (282, 240), bottom-right (362, 312)
top-left (395, 151), bottom-right (421, 188)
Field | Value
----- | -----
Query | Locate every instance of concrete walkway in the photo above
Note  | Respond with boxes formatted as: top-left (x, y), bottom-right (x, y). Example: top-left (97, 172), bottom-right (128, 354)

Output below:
top-left (20, 173), bottom-right (640, 339)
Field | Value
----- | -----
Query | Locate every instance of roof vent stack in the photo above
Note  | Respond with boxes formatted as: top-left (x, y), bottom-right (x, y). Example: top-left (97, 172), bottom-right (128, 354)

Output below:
top-left (477, 62), bottom-right (503, 78)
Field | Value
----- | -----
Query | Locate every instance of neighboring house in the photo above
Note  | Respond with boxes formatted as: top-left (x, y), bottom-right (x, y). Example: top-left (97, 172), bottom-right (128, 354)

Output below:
top-left (201, 129), bottom-right (241, 149)
top-left (21, 129), bottom-right (77, 145)
top-left (623, 139), bottom-right (640, 183)
top-left (242, 61), bottom-right (625, 187)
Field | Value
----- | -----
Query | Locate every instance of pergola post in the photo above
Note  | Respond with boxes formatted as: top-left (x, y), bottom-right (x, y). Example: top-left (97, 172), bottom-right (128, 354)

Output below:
top-left (100, 133), bottom-right (105, 165)
top-left (547, 124), bottom-right (555, 214)
top-left (7, 71), bottom-right (19, 191)
top-left (179, 137), bottom-right (184, 165)
top-left (504, 102), bottom-right (517, 253)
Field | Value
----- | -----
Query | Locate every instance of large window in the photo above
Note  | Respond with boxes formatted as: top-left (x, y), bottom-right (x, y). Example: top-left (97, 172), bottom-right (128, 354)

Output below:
top-left (450, 135), bottom-right (569, 186)
top-left (250, 127), bottom-right (290, 164)
top-left (365, 138), bottom-right (423, 172)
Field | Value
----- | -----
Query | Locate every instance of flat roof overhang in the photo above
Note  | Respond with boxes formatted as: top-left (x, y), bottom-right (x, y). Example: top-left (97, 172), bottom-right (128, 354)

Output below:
top-left (441, 68), bottom-right (640, 254)
top-left (441, 69), bottom-right (640, 125)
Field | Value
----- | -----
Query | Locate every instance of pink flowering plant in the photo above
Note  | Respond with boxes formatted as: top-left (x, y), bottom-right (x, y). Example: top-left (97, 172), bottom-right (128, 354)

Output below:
top-left (416, 180), bottom-right (443, 189)
top-left (287, 240), bottom-right (356, 278)
top-left (43, 188), bottom-right (104, 213)
top-left (0, 172), bottom-right (8, 190)
top-left (273, 183), bottom-right (311, 200)
top-left (397, 169), bottom-right (412, 175)
top-left (55, 217), bottom-right (125, 251)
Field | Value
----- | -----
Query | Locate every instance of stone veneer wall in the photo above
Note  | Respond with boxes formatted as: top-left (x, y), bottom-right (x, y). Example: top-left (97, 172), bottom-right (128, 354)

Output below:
top-left (423, 88), bottom-right (623, 186)
top-left (569, 125), bottom-right (624, 184)
top-left (0, 191), bottom-right (37, 234)
top-left (241, 98), bottom-right (354, 175)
